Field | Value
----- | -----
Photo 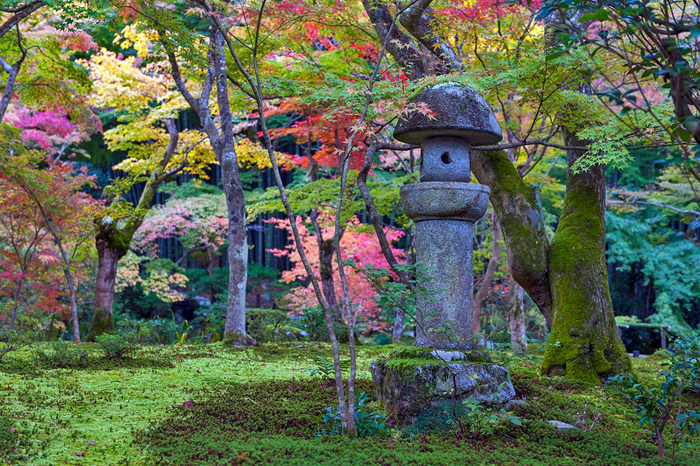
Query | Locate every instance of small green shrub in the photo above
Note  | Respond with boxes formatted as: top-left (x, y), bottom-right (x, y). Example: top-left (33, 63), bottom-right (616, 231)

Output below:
top-left (309, 356), bottom-right (335, 381)
top-left (119, 318), bottom-right (180, 345)
top-left (247, 308), bottom-right (299, 342)
top-left (670, 336), bottom-right (700, 392)
top-left (0, 330), bottom-right (37, 362)
top-left (460, 397), bottom-right (521, 439)
top-left (95, 330), bottom-right (141, 360)
top-left (607, 335), bottom-right (700, 458)
top-left (320, 391), bottom-right (389, 438)
top-left (32, 340), bottom-right (87, 368)
top-left (297, 306), bottom-right (346, 342)
top-left (648, 348), bottom-right (671, 361)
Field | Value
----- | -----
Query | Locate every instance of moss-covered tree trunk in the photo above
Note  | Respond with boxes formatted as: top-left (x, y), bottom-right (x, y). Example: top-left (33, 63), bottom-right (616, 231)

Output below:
top-left (541, 134), bottom-right (631, 382)
top-left (86, 236), bottom-right (125, 341)
top-left (362, 1), bottom-right (630, 382)
top-left (471, 149), bottom-right (553, 327)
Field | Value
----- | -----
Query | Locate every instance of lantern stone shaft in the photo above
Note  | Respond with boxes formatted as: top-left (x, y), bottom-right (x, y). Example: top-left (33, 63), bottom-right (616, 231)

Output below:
top-left (394, 84), bottom-right (502, 350)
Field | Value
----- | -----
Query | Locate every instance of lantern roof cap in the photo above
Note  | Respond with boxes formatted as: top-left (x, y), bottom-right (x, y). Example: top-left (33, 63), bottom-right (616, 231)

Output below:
top-left (394, 83), bottom-right (502, 146)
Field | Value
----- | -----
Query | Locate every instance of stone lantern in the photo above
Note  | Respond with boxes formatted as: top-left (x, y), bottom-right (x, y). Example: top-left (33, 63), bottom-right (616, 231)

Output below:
top-left (395, 83), bottom-right (502, 350)
top-left (369, 84), bottom-right (515, 422)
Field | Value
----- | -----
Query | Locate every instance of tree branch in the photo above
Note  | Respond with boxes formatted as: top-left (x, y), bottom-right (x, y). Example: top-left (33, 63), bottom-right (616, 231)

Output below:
top-left (0, 0), bottom-right (43, 41)
top-left (608, 199), bottom-right (700, 217)
top-left (399, 0), bottom-right (462, 73)
top-left (357, 142), bottom-right (416, 285)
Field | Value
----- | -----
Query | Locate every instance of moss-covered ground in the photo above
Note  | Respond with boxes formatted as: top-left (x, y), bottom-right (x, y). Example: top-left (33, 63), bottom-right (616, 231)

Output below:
top-left (0, 343), bottom-right (698, 465)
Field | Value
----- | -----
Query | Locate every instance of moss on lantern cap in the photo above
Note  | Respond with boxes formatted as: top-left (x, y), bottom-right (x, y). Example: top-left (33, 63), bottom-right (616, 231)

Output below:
top-left (394, 84), bottom-right (503, 146)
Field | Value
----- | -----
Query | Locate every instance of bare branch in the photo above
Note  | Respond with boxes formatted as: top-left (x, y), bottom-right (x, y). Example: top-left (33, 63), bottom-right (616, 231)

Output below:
top-left (608, 199), bottom-right (700, 217)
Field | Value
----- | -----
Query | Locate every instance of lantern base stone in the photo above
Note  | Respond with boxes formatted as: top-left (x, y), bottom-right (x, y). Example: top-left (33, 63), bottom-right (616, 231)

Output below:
top-left (370, 348), bottom-right (515, 423)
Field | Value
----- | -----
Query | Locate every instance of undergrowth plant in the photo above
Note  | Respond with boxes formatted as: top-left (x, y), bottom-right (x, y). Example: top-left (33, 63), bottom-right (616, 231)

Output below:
top-left (32, 340), bottom-right (88, 368)
top-left (309, 356), bottom-right (335, 382)
top-left (0, 330), bottom-right (36, 362)
top-left (607, 335), bottom-right (700, 458)
top-left (95, 330), bottom-right (142, 360)
top-left (319, 391), bottom-right (389, 438)
top-left (462, 397), bottom-right (522, 440)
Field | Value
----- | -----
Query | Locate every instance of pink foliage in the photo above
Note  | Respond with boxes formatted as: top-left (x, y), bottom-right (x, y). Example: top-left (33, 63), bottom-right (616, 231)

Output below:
top-left (60, 30), bottom-right (98, 52)
top-left (267, 213), bottom-right (404, 327)
top-left (12, 109), bottom-right (88, 151)
top-left (133, 198), bottom-right (228, 258)
top-left (31, 25), bottom-right (98, 52)
top-left (437, 0), bottom-right (542, 25)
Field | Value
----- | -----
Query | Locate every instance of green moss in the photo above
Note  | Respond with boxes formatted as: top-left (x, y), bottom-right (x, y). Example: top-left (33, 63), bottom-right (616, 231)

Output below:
top-left (1, 343), bottom-right (698, 465)
top-left (85, 307), bottom-right (114, 342)
top-left (380, 347), bottom-right (492, 377)
top-left (223, 331), bottom-right (257, 347)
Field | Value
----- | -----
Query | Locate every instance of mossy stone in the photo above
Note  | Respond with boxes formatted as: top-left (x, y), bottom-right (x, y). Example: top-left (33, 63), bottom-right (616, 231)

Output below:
top-left (370, 353), bottom-right (514, 422)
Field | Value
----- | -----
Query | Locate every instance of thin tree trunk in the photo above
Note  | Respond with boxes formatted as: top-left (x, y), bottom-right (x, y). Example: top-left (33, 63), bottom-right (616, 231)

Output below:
top-left (46, 312), bottom-right (55, 341)
top-left (392, 307), bottom-right (405, 343)
top-left (508, 277), bottom-right (527, 354)
top-left (308, 172), bottom-right (341, 325)
top-left (0, 59), bottom-right (22, 123)
top-left (319, 238), bottom-right (342, 323)
top-left (64, 266), bottom-right (80, 343)
top-left (29, 194), bottom-right (82, 343)
top-left (0, 1), bottom-right (42, 122)
top-left (7, 284), bottom-right (21, 332)
top-left (474, 212), bottom-right (501, 335)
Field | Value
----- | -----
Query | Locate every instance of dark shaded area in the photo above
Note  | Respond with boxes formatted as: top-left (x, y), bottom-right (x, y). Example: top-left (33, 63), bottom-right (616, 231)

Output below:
top-left (619, 327), bottom-right (665, 355)
top-left (135, 375), bottom-right (700, 466)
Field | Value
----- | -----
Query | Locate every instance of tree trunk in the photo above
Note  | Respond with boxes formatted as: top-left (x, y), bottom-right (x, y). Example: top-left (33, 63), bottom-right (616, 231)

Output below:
top-left (220, 147), bottom-right (252, 345)
top-left (86, 238), bottom-right (124, 341)
top-left (7, 283), bottom-right (21, 331)
top-left (63, 266), bottom-right (80, 343)
top-left (541, 132), bottom-right (632, 382)
top-left (474, 211), bottom-right (501, 335)
top-left (319, 238), bottom-right (342, 323)
top-left (392, 307), bottom-right (405, 343)
top-left (471, 149), bottom-right (552, 328)
top-left (86, 120), bottom-right (179, 340)
top-left (360, 1), bottom-right (629, 382)
top-left (508, 277), bottom-right (527, 354)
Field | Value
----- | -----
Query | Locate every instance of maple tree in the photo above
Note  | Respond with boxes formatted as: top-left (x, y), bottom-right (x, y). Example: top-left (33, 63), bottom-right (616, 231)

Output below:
top-left (0, 130), bottom-right (98, 341)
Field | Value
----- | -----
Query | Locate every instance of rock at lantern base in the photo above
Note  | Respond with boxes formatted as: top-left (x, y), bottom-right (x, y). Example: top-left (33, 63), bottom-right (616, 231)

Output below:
top-left (370, 348), bottom-right (516, 422)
